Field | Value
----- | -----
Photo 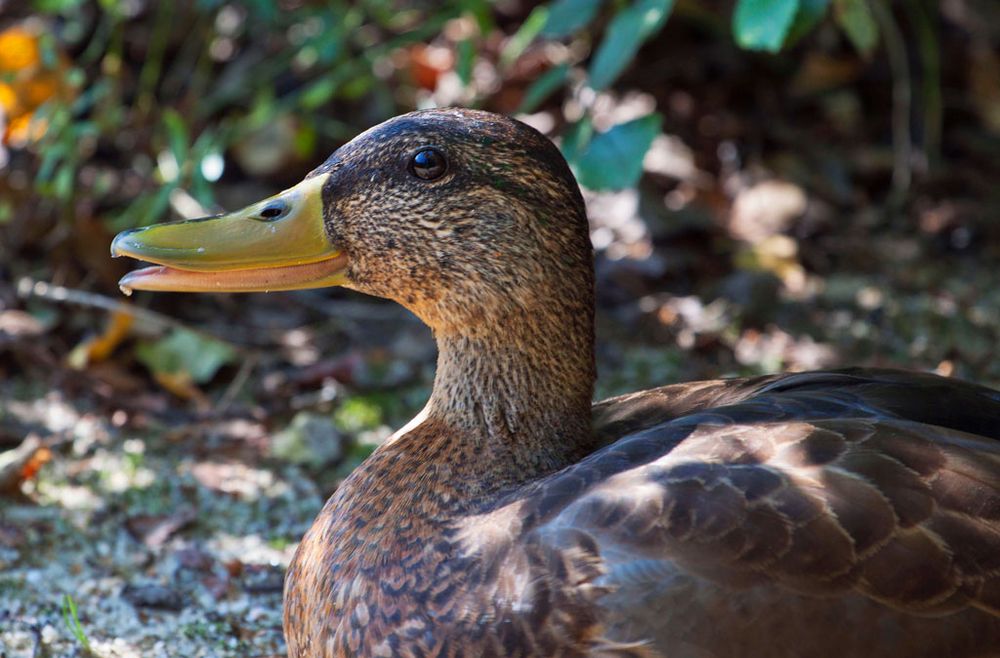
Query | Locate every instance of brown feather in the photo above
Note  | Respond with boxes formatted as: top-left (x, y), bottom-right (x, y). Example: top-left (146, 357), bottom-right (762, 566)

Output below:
top-left (279, 110), bottom-right (1000, 657)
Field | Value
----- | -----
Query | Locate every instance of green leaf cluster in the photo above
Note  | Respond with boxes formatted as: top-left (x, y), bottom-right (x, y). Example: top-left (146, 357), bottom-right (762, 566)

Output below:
top-left (514, 0), bottom-right (885, 188)
top-left (732, 0), bottom-right (879, 55)
top-left (24, 0), bottom-right (888, 213)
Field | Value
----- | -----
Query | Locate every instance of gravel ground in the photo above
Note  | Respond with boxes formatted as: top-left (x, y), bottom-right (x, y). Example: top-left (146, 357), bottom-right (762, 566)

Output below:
top-left (1, 401), bottom-right (325, 658)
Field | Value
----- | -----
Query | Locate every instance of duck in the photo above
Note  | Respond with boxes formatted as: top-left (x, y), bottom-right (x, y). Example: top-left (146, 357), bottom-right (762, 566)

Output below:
top-left (110, 108), bottom-right (1000, 658)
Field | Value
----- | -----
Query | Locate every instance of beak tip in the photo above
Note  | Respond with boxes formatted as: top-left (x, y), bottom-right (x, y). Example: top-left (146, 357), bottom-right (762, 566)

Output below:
top-left (117, 270), bottom-right (136, 295)
top-left (110, 231), bottom-right (132, 258)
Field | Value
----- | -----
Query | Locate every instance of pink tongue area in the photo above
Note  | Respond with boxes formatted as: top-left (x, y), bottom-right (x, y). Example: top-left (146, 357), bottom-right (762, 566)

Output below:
top-left (118, 255), bottom-right (348, 295)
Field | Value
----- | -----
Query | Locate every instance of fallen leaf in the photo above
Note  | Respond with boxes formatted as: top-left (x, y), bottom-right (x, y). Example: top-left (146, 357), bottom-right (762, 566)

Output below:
top-left (136, 328), bottom-right (236, 385)
top-left (0, 310), bottom-right (45, 338)
top-left (125, 506), bottom-right (196, 547)
top-left (174, 546), bottom-right (216, 572)
top-left (729, 179), bottom-right (807, 243)
top-left (406, 44), bottom-right (454, 91)
top-left (0, 435), bottom-right (48, 495)
top-left (790, 52), bottom-right (864, 96)
top-left (152, 371), bottom-right (209, 406)
top-left (67, 309), bottom-right (134, 369)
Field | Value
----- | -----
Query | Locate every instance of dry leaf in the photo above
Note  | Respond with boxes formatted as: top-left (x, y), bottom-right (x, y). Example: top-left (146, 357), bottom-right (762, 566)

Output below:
top-left (0, 25), bottom-right (76, 146)
top-left (68, 309), bottom-right (134, 369)
top-left (125, 506), bottom-right (197, 547)
top-left (0, 435), bottom-right (49, 494)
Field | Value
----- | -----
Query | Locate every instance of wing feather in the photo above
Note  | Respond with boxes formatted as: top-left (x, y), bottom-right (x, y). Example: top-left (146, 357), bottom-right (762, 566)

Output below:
top-left (534, 369), bottom-right (1000, 617)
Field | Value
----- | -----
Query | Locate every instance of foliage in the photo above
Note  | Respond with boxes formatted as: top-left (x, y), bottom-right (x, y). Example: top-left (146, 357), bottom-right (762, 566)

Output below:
top-left (7, 0), bottom-right (890, 227)
top-left (586, 0), bottom-right (675, 91)
top-left (731, 0), bottom-right (879, 55)
top-left (135, 328), bottom-right (236, 385)
top-left (562, 113), bottom-right (663, 190)
top-left (10, 1), bottom-right (466, 230)
top-left (733, 0), bottom-right (804, 52)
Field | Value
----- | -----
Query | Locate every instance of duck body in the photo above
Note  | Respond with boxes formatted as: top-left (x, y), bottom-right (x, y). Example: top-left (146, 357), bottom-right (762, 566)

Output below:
top-left (285, 368), bottom-right (1000, 658)
top-left (110, 109), bottom-right (1000, 657)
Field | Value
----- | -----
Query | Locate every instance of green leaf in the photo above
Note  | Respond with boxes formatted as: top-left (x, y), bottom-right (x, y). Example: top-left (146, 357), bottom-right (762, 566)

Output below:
top-left (292, 120), bottom-right (317, 159)
top-left (334, 396), bottom-right (384, 434)
top-left (300, 77), bottom-right (338, 110)
top-left (566, 113), bottom-right (662, 190)
top-left (733, 0), bottom-right (800, 53)
top-left (786, 0), bottom-right (831, 45)
top-left (559, 117), bottom-right (594, 163)
top-left (61, 594), bottom-right (90, 651)
top-left (36, 140), bottom-right (69, 184)
top-left (112, 183), bottom-right (174, 230)
top-left (162, 109), bottom-right (189, 166)
top-left (517, 63), bottom-right (570, 113)
top-left (136, 329), bottom-right (236, 384)
top-left (834, 0), bottom-right (878, 56)
top-left (460, 0), bottom-right (494, 33)
top-left (542, 0), bottom-right (604, 38)
top-left (32, 0), bottom-right (85, 11)
top-left (53, 163), bottom-right (75, 201)
top-left (588, 0), bottom-right (675, 90)
top-left (340, 74), bottom-right (373, 100)
top-left (500, 6), bottom-right (549, 69)
top-left (456, 38), bottom-right (476, 86)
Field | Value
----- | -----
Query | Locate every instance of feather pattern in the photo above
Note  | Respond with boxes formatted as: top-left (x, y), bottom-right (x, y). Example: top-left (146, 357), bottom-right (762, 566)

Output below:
top-left (235, 110), bottom-right (1000, 658)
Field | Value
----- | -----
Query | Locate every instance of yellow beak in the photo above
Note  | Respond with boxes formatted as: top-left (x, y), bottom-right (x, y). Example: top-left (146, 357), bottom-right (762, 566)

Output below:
top-left (110, 173), bottom-right (347, 294)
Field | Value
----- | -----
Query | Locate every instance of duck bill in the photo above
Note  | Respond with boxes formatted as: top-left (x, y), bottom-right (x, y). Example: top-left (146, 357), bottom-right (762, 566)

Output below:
top-left (110, 173), bottom-right (347, 295)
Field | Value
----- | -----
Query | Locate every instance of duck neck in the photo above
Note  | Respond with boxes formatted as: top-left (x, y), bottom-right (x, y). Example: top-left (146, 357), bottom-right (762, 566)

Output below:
top-left (422, 301), bottom-right (596, 487)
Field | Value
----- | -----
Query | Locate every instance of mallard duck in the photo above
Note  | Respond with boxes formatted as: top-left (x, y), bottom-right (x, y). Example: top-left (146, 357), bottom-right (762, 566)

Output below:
top-left (111, 109), bottom-right (1000, 658)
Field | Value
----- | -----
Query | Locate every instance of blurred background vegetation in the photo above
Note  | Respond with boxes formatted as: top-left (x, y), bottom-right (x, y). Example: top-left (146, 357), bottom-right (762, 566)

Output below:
top-left (2, 0), bottom-right (1000, 655)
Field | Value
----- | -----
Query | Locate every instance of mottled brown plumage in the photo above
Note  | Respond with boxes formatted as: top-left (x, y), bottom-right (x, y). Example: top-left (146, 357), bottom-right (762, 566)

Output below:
top-left (282, 110), bottom-right (1000, 657)
top-left (115, 108), bottom-right (1000, 657)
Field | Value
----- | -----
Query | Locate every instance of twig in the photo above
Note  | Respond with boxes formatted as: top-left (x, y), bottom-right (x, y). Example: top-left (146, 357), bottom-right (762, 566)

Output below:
top-left (871, 0), bottom-right (912, 209)
top-left (15, 277), bottom-right (245, 351)
top-left (216, 352), bottom-right (258, 415)
top-left (908, 0), bottom-right (942, 171)
top-left (18, 277), bottom-right (178, 331)
top-left (291, 290), bottom-right (416, 322)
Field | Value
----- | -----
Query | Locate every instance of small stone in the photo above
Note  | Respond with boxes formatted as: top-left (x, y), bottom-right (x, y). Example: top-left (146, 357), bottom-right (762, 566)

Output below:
top-left (122, 583), bottom-right (184, 611)
top-left (40, 623), bottom-right (59, 644)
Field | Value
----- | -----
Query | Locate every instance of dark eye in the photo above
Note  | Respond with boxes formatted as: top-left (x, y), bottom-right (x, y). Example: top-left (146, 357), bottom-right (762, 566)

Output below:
top-left (410, 148), bottom-right (447, 181)
top-left (257, 201), bottom-right (289, 221)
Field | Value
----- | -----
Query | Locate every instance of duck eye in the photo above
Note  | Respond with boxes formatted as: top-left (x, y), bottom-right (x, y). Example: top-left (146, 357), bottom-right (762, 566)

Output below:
top-left (256, 201), bottom-right (289, 222)
top-left (410, 148), bottom-right (447, 181)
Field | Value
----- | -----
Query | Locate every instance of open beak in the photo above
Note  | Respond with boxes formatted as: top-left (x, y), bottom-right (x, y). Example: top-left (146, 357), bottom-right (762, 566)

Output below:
top-left (110, 173), bottom-right (347, 295)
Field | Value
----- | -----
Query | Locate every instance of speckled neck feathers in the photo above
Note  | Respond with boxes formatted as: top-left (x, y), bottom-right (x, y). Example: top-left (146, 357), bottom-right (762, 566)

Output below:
top-left (425, 305), bottom-right (596, 486)
top-left (317, 107), bottom-right (599, 486)
top-left (284, 109), bottom-right (604, 656)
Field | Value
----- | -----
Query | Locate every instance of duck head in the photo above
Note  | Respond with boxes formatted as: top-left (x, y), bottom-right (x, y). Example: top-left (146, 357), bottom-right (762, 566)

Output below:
top-left (111, 108), bottom-right (594, 335)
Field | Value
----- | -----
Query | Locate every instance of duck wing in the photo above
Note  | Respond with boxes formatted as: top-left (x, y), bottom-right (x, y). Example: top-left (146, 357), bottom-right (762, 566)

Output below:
top-left (512, 369), bottom-right (1000, 656)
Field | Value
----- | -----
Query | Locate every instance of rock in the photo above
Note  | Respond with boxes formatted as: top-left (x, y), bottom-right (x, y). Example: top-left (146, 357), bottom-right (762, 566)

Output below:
top-left (122, 583), bottom-right (184, 611)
